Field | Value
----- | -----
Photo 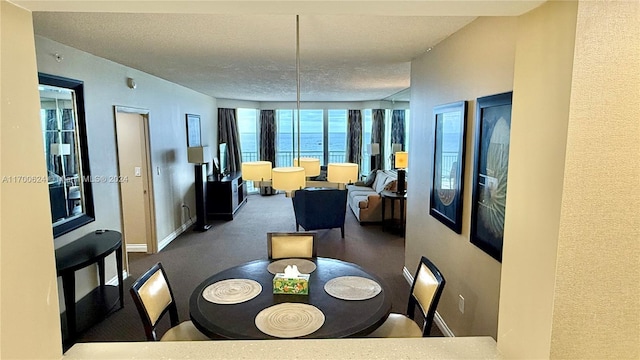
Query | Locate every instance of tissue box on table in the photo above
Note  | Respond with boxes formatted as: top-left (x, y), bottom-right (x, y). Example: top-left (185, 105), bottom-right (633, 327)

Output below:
top-left (273, 273), bottom-right (309, 294)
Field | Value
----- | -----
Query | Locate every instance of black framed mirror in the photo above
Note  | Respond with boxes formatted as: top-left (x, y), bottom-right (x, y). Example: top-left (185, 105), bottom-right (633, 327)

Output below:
top-left (38, 73), bottom-right (95, 237)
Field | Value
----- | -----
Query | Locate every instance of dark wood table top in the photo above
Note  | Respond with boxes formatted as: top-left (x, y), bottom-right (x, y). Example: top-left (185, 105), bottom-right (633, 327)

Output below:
top-left (189, 257), bottom-right (391, 339)
top-left (55, 230), bottom-right (122, 275)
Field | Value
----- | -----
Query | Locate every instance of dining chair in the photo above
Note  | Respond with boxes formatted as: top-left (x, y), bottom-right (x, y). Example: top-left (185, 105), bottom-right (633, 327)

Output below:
top-left (267, 231), bottom-right (317, 259)
top-left (130, 262), bottom-right (209, 341)
top-left (367, 256), bottom-right (445, 337)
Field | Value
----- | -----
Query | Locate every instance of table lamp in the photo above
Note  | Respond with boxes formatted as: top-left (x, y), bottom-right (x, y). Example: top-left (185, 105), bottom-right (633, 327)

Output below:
top-left (294, 157), bottom-right (320, 179)
top-left (327, 163), bottom-right (359, 190)
top-left (272, 167), bottom-right (306, 197)
top-left (242, 161), bottom-right (272, 187)
top-left (394, 151), bottom-right (408, 194)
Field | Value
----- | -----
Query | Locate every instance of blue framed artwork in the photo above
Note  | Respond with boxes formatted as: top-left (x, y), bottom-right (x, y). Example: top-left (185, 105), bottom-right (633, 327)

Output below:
top-left (429, 100), bottom-right (467, 234)
top-left (470, 91), bottom-right (513, 262)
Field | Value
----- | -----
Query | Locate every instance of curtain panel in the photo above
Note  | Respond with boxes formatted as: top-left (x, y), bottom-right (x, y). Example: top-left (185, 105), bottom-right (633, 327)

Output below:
top-left (218, 108), bottom-right (242, 173)
top-left (371, 109), bottom-right (385, 170)
top-left (391, 109), bottom-right (406, 150)
top-left (346, 110), bottom-right (362, 168)
top-left (259, 110), bottom-right (276, 165)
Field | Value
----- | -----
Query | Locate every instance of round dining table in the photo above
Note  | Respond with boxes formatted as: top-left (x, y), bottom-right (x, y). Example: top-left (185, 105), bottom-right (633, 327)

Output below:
top-left (189, 257), bottom-right (391, 339)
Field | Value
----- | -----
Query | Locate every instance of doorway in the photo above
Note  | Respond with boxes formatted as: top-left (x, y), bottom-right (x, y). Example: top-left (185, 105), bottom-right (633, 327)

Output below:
top-left (114, 106), bottom-right (157, 254)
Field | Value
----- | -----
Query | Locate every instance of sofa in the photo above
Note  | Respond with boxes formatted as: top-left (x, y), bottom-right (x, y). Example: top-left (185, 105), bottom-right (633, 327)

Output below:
top-left (292, 188), bottom-right (348, 238)
top-left (346, 170), bottom-right (403, 223)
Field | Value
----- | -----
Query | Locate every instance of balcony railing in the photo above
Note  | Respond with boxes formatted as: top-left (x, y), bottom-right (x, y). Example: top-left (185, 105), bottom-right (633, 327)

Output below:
top-left (241, 151), bottom-right (347, 166)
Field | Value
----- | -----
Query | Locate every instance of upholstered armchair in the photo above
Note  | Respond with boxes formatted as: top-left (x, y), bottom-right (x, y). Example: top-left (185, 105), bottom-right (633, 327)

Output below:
top-left (292, 188), bottom-right (348, 238)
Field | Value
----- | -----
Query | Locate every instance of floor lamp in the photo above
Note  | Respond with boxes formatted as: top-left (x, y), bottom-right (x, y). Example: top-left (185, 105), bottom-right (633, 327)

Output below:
top-left (188, 146), bottom-right (211, 231)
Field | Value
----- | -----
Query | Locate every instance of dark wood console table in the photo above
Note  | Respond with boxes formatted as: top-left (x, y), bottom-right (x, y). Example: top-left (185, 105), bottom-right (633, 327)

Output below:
top-left (55, 230), bottom-right (124, 348)
top-left (206, 171), bottom-right (247, 220)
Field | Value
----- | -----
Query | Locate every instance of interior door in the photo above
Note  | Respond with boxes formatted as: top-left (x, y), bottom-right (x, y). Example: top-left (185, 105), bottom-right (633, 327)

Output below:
top-left (114, 107), bottom-right (156, 254)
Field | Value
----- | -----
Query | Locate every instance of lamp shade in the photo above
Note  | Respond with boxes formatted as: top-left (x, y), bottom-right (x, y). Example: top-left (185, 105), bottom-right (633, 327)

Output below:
top-left (327, 163), bottom-right (359, 184)
top-left (187, 146), bottom-right (211, 164)
top-left (294, 157), bottom-right (320, 177)
top-left (242, 161), bottom-right (272, 181)
top-left (395, 151), bottom-right (408, 169)
top-left (50, 143), bottom-right (71, 156)
top-left (367, 143), bottom-right (380, 156)
top-left (272, 167), bottom-right (306, 191)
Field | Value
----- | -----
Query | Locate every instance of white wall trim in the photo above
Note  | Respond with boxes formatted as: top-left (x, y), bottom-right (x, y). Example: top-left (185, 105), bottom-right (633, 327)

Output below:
top-left (402, 266), bottom-right (455, 337)
top-left (125, 244), bottom-right (147, 253)
top-left (158, 218), bottom-right (194, 252)
top-left (106, 270), bottom-right (129, 286)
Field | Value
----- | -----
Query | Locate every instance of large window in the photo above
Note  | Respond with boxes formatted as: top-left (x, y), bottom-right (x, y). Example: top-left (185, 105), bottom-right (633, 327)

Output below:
top-left (361, 109), bottom-right (373, 173)
top-left (237, 108), bottom-right (259, 162)
top-left (237, 107), bottom-right (409, 181)
top-left (276, 109), bottom-right (326, 166)
top-left (327, 110), bottom-right (347, 164)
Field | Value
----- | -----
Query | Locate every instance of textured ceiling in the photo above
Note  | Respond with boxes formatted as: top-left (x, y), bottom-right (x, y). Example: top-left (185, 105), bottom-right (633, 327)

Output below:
top-left (32, 13), bottom-right (476, 102)
top-left (28, 0), bottom-right (546, 103)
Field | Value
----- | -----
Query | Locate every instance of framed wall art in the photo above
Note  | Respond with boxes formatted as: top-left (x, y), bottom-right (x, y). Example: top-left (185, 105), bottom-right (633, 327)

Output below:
top-left (470, 91), bottom-right (513, 262)
top-left (429, 100), bottom-right (468, 233)
top-left (186, 113), bottom-right (201, 147)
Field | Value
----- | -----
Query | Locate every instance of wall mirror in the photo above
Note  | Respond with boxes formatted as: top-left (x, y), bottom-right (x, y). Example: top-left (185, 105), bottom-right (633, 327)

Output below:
top-left (39, 73), bottom-right (95, 237)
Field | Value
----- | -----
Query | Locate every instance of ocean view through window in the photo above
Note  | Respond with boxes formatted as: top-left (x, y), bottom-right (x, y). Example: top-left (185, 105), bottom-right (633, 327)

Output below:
top-left (237, 107), bottom-right (405, 191)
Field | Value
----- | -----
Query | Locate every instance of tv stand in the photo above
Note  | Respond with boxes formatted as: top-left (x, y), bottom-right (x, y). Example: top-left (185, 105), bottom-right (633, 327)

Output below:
top-left (206, 171), bottom-right (247, 220)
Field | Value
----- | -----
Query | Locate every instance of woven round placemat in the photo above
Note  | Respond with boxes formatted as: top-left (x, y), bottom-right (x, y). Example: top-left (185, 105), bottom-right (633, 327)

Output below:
top-left (254, 303), bottom-right (325, 338)
top-left (267, 258), bottom-right (316, 275)
top-left (323, 276), bottom-right (382, 301)
top-left (202, 279), bottom-right (262, 304)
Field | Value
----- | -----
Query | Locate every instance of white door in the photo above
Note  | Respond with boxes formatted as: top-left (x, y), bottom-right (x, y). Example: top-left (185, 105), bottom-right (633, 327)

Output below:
top-left (114, 107), bottom-right (156, 254)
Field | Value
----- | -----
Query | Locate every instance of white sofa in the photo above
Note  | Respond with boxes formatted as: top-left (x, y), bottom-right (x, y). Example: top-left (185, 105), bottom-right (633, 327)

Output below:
top-left (346, 170), bottom-right (400, 223)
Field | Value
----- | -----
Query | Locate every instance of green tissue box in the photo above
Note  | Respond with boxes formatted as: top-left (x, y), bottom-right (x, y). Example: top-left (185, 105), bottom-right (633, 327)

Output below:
top-left (273, 273), bottom-right (310, 295)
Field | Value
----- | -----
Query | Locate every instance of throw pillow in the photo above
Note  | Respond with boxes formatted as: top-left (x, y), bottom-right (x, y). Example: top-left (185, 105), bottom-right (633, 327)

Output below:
top-left (384, 180), bottom-right (397, 192)
top-left (363, 170), bottom-right (376, 187)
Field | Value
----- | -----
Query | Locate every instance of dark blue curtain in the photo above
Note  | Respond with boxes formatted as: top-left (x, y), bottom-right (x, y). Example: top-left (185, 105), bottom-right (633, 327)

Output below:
top-left (218, 108), bottom-right (242, 173)
top-left (259, 110), bottom-right (276, 165)
top-left (391, 110), bottom-right (406, 150)
top-left (346, 110), bottom-right (362, 167)
top-left (371, 109), bottom-right (385, 170)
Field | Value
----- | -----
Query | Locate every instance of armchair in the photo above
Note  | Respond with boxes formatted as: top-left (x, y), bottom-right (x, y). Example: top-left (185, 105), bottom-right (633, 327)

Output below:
top-left (292, 188), bottom-right (348, 238)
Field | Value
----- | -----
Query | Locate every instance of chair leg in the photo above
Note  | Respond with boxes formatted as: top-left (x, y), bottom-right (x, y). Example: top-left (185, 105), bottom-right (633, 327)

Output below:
top-left (341, 226), bottom-right (344, 238)
top-left (296, 223), bottom-right (300, 232)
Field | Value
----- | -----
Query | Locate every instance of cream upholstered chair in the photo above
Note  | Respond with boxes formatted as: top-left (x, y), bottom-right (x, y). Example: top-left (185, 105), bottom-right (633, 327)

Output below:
top-left (130, 262), bottom-right (209, 341)
top-left (368, 256), bottom-right (445, 337)
top-left (267, 232), bottom-right (317, 259)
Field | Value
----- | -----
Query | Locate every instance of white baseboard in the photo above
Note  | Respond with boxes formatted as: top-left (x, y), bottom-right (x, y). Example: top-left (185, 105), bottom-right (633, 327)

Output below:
top-left (402, 265), bottom-right (454, 337)
top-left (125, 244), bottom-right (147, 253)
top-left (106, 270), bottom-right (129, 285)
top-left (158, 218), bottom-right (194, 252)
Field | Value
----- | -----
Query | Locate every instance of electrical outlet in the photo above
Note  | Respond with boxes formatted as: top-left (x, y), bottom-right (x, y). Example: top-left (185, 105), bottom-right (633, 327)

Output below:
top-left (458, 294), bottom-right (465, 314)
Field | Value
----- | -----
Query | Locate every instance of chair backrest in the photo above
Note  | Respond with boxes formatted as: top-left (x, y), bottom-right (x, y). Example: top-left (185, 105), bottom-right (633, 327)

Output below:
top-left (292, 188), bottom-right (347, 231)
top-left (406, 256), bottom-right (446, 337)
top-left (267, 232), bottom-right (317, 259)
top-left (130, 262), bottom-right (180, 341)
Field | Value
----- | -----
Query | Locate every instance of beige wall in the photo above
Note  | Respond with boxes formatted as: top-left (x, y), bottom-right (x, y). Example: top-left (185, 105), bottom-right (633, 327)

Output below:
top-left (34, 36), bottom-right (218, 305)
top-left (0, 2), bottom-right (63, 358)
top-left (407, 16), bottom-right (518, 338)
top-left (549, 1), bottom-right (639, 358)
top-left (497, 1), bottom-right (577, 357)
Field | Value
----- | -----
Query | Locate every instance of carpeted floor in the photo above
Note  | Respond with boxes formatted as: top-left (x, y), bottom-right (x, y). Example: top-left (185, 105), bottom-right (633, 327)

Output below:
top-left (74, 192), bottom-right (442, 344)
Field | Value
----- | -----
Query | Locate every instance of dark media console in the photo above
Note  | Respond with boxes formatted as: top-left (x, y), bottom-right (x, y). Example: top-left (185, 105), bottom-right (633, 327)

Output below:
top-left (206, 171), bottom-right (247, 220)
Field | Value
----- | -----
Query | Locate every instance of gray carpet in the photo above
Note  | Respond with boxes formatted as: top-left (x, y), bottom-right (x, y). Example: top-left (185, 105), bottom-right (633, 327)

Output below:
top-left (74, 192), bottom-right (442, 344)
